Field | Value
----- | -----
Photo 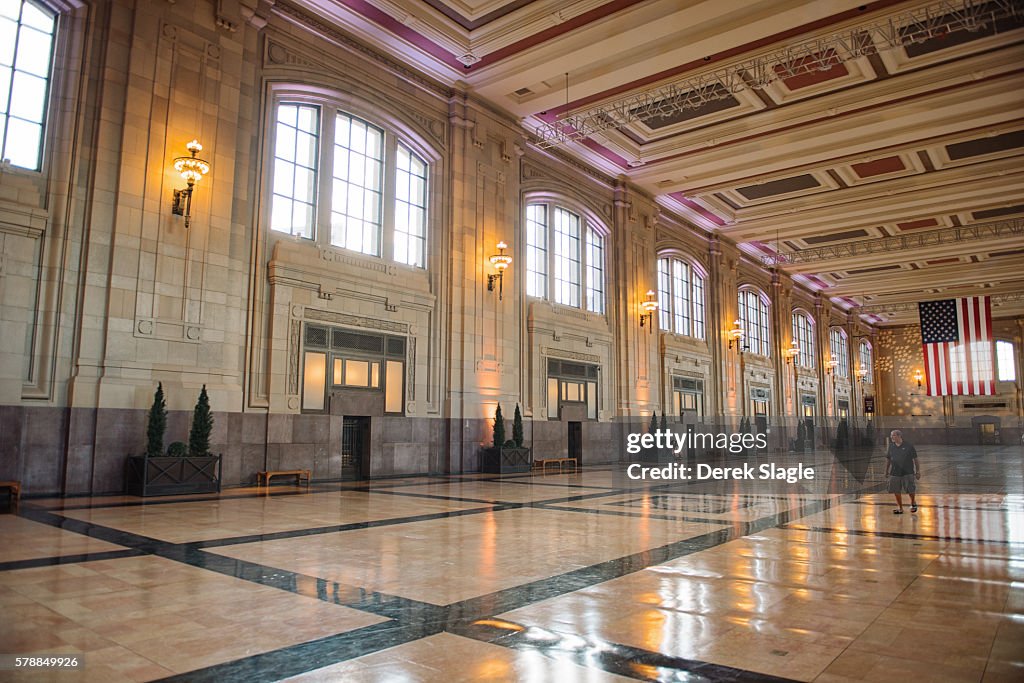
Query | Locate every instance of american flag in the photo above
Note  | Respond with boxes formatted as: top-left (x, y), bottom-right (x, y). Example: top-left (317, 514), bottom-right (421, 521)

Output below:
top-left (918, 296), bottom-right (994, 396)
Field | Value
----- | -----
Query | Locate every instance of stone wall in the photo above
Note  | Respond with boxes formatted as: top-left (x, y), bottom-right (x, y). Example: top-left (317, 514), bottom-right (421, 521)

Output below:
top-left (2, 0), bottom-right (1021, 496)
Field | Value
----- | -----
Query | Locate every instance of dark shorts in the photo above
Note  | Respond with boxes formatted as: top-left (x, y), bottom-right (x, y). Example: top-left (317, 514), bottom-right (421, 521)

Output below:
top-left (887, 474), bottom-right (917, 494)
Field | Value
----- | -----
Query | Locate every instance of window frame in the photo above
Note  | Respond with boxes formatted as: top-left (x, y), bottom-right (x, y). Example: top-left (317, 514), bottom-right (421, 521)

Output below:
top-left (791, 310), bottom-right (815, 368)
top-left (829, 327), bottom-right (849, 378)
top-left (264, 87), bottom-right (438, 270)
top-left (738, 287), bottom-right (771, 356)
top-left (524, 195), bottom-right (608, 314)
top-left (995, 339), bottom-right (1016, 382)
top-left (0, 0), bottom-right (59, 172)
top-left (858, 340), bottom-right (873, 383)
top-left (657, 254), bottom-right (706, 340)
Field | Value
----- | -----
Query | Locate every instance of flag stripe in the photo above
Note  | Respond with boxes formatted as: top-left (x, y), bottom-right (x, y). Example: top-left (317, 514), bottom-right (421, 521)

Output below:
top-left (919, 296), bottom-right (993, 396)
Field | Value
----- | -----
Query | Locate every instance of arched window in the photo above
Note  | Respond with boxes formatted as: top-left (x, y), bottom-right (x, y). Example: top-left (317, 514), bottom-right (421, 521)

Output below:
top-left (525, 200), bottom-right (606, 314)
top-left (269, 100), bottom-right (430, 268)
top-left (656, 256), bottom-right (706, 339)
top-left (738, 287), bottom-right (770, 356)
top-left (859, 341), bottom-right (873, 383)
top-left (791, 311), bottom-right (815, 368)
top-left (996, 340), bottom-right (1016, 382)
top-left (829, 328), bottom-right (849, 378)
top-left (1, 0), bottom-right (57, 170)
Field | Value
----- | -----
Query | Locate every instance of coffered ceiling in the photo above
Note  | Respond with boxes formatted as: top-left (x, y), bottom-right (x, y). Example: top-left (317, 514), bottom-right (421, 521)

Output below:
top-left (289, 0), bottom-right (1024, 325)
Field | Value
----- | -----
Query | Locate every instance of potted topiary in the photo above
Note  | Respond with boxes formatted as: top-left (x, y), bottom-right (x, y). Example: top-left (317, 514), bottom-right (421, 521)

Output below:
top-left (642, 410), bottom-right (672, 463)
top-left (125, 384), bottom-right (221, 496)
top-left (480, 403), bottom-right (532, 473)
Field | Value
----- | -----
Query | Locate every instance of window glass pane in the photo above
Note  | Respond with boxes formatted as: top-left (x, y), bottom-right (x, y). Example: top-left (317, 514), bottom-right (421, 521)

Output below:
top-left (345, 359), bottom-right (370, 387)
top-left (21, 2), bottom-right (54, 33)
top-left (738, 290), bottom-right (770, 356)
top-left (0, 0), bottom-right (19, 21)
top-left (672, 260), bottom-right (689, 335)
top-left (657, 258), bottom-right (671, 330)
top-left (385, 360), bottom-right (404, 413)
top-left (526, 204), bottom-right (547, 299)
top-left (830, 329), bottom-right (849, 377)
top-left (8, 71), bottom-right (44, 122)
top-left (553, 207), bottom-right (580, 307)
top-left (15, 26), bottom-right (52, 78)
top-left (3, 116), bottom-right (40, 168)
top-left (0, 21), bottom-right (17, 67)
top-left (295, 131), bottom-right (316, 168)
top-left (564, 382), bottom-right (580, 402)
top-left (692, 273), bottom-right (705, 339)
top-left (586, 381), bottom-right (597, 419)
top-left (331, 113), bottom-right (383, 255)
top-left (302, 352), bottom-right (326, 411)
top-left (996, 340), bottom-right (1015, 382)
top-left (859, 342), bottom-right (872, 383)
top-left (333, 358), bottom-right (342, 385)
top-left (585, 227), bottom-right (604, 314)
top-left (371, 362), bottom-right (380, 388)
top-left (393, 142), bottom-right (427, 267)
top-left (271, 103), bottom-right (318, 239)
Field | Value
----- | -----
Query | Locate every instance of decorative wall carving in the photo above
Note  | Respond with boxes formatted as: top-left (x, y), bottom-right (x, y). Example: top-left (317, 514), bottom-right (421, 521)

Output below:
top-left (287, 317), bottom-right (301, 395)
top-left (304, 308), bottom-right (410, 334)
top-left (269, 4), bottom-right (451, 98)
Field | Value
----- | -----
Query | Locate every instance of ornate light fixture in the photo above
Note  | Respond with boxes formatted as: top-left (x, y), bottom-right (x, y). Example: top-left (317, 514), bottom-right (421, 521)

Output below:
top-left (487, 241), bottom-right (512, 300)
top-left (727, 320), bottom-right (745, 350)
top-left (827, 359), bottom-right (839, 375)
top-left (784, 341), bottom-right (800, 365)
top-left (856, 366), bottom-right (869, 383)
top-left (171, 139), bottom-right (211, 229)
top-left (913, 369), bottom-right (924, 388)
top-left (639, 290), bottom-right (659, 332)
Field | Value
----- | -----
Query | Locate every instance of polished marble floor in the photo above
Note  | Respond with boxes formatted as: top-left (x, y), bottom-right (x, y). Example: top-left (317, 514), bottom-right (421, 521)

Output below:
top-left (1, 445), bottom-right (1021, 682)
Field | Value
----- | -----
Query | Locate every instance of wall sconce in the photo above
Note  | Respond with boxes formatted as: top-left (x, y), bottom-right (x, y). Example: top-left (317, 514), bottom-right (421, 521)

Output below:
top-left (171, 139), bottom-right (210, 229)
top-left (727, 320), bottom-right (745, 350)
top-left (487, 241), bottom-right (512, 300)
top-left (913, 369), bottom-right (923, 387)
top-left (639, 290), bottom-right (659, 332)
top-left (856, 366), bottom-right (868, 383)
top-left (784, 341), bottom-right (800, 365)
top-left (826, 359), bottom-right (839, 375)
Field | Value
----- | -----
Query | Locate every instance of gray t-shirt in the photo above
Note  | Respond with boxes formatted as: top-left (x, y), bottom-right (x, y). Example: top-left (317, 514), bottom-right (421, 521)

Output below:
top-left (887, 442), bottom-right (917, 477)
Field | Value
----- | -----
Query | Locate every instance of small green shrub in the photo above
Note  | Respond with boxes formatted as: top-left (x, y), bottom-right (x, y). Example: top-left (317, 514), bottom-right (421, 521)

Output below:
top-left (493, 403), bottom-right (506, 448)
top-left (167, 441), bottom-right (188, 457)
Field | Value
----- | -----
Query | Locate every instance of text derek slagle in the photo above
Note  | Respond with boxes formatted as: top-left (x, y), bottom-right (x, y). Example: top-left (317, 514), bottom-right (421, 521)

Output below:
top-left (626, 462), bottom-right (815, 483)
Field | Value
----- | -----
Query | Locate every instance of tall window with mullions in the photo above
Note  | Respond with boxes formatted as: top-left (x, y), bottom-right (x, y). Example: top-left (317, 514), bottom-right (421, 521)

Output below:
top-left (271, 104), bottom-right (319, 239)
top-left (0, 0), bottom-right (57, 171)
top-left (656, 256), bottom-right (705, 340)
top-left (738, 288), bottom-right (770, 356)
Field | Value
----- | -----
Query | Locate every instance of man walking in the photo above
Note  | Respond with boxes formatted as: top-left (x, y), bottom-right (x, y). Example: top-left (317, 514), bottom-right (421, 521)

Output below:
top-left (885, 429), bottom-right (920, 514)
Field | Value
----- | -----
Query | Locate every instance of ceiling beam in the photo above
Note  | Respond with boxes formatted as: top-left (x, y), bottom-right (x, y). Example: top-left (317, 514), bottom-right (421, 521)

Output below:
top-left (852, 291), bottom-right (1024, 314)
top-left (534, 0), bottom-right (1023, 147)
top-left (763, 218), bottom-right (1024, 267)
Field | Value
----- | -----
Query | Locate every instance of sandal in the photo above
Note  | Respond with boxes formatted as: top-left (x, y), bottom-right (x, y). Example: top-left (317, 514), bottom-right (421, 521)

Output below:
top-left (893, 509), bottom-right (904, 514)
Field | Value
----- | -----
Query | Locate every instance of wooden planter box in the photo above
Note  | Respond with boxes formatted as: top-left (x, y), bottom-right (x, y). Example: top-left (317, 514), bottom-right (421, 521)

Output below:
top-left (480, 447), bottom-right (532, 473)
top-left (125, 455), bottom-right (221, 497)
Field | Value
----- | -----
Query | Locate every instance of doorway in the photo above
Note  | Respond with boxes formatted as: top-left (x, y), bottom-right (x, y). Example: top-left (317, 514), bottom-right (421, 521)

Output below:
top-left (342, 416), bottom-right (370, 480)
top-left (801, 395), bottom-right (816, 449)
top-left (568, 421), bottom-right (582, 462)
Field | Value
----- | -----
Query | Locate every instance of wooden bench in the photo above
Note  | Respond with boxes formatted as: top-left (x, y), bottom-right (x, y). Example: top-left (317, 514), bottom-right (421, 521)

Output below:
top-left (533, 458), bottom-right (578, 475)
top-left (256, 470), bottom-right (311, 489)
top-left (0, 480), bottom-right (21, 507)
